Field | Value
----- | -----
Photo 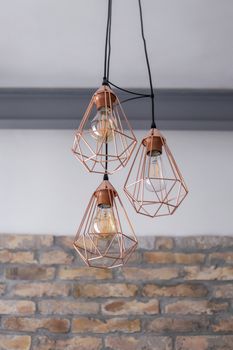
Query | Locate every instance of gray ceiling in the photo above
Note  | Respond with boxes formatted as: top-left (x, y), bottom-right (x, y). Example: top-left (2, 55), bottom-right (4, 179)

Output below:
top-left (0, 0), bottom-right (233, 89)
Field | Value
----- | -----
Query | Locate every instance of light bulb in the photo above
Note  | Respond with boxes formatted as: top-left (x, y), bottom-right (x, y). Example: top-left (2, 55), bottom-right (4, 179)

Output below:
top-left (145, 153), bottom-right (166, 192)
top-left (92, 206), bottom-right (118, 237)
top-left (90, 107), bottom-right (117, 142)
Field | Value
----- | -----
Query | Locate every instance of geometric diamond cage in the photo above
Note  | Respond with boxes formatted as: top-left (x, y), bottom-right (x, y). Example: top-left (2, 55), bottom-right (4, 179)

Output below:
top-left (124, 128), bottom-right (188, 218)
top-left (73, 179), bottom-right (138, 269)
top-left (72, 85), bottom-right (137, 175)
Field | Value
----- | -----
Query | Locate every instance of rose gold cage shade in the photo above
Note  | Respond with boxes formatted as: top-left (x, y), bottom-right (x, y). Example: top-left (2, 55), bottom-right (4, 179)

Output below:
top-left (124, 128), bottom-right (188, 218)
top-left (72, 85), bottom-right (137, 175)
top-left (73, 180), bottom-right (138, 269)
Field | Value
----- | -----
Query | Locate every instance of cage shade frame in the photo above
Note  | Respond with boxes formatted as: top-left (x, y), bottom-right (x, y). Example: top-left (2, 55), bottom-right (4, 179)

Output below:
top-left (73, 180), bottom-right (138, 269)
top-left (124, 128), bottom-right (188, 218)
top-left (72, 85), bottom-right (137, 175)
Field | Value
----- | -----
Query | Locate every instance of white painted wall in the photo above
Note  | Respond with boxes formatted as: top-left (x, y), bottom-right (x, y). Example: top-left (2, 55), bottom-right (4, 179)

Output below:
top-left (0, 0), bottom-right (233, 88)
top-left (0, 129), bottom-right (233, 236)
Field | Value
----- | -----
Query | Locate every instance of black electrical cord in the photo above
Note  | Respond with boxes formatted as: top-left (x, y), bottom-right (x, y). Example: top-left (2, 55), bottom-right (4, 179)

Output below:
top-left (103, 141), bottom-right (108, 181)
top-left (120, 94), bottom-right (151, 105)
top-left (102, 0), bottom-right (156, 180)
top-left (138, 0), bottom-right (156, 129)
top-left (103, 0), bottom-right (112, 180)
top-left (103, 0), bottom-right (112, 85)
top-left (107, 80), bottom-right (149, 97)
top-left (104, 0), bottom-right (156, 128)
top-left (106, 0), bottom-right (112, 82)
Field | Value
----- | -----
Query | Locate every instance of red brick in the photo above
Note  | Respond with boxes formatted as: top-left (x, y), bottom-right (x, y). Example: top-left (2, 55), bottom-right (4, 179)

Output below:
top-left (175, 236), bottom-right (233, 250)
top-left (56, 337), bottom-right (102, 350)
top-left (105, 336), bottom-right (172, 350)
top-left (74, 283), bottom-right (138, 298)
top-left (0, 250), bottom-right (36, 264)
top-left (2, 317), bottom-right (70, 333)
top-left (209, 252), bottom-right (233, 264)
top-left (38, 300), bottom-right (99, 315)
top-left (155, 237), bottom-right (174, 250)
top-left (58, 266), bottom-right (112, 280)
top-left (32, 336), bottom-right (102, 350)
top-left (40, 250), bottom-right (73, 264)
top-left (209, 336), bottom-right (233, 349)
top-left (5, 266), bottom-right (55, 280)
top-left (137, 236), bottom-right (155, 250)
top-left (102, 299), bottom-right (159, 315)
top-left (125, 251), bottom-right (142, 264)
top-left (0, 283), bottom-right (6, 295)
top-left (147, 317), bottom-right (209, 332)
top-left (144, 252), bottom-right (204, 264)
top-left (175, 336), bottom-right (208, 350)
top-left (175, 336), bottom-right (233, 350)
top-left (0, 335), bottom-right (31, 350)
top-left (72, 317), bottom-right (140, 333)
top-left (143, 283), bottom-right (208, 297)
top-left (212, 316), bottom-right (233, 332)
top-left (184, 266), bottom-right (233, 280)
top-left (12, 282), bottom-right (70, 297)
top-left (164, 300), bottom-right (228, 315)
top-left (212, 284), bottom-right (233, 298)
top-left (0, 300), bottom-right (35, 315)
top-left (122, 267), bottom-right (180, 280)
top-left (56, 236), bottom-right (73, 249)
top-left (0, 234), bottom-right (53, 249)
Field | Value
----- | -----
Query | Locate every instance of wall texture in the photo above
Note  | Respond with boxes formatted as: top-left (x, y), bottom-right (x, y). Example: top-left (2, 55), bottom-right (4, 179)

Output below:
top-left (0, 234), bottom-right (233, 349)
top-left (1, 130), bottom-right (233, 236)
top-left (0, 0), bottom-right (233, 89)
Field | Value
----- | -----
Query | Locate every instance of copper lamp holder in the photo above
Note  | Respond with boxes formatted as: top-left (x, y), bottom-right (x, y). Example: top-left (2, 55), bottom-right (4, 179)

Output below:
top-left (142, 133), bottom-right (163, 156)
top-left (94, 180), bottom-right (117, 208)
top-left (94, 89), bottom-right (116, 110)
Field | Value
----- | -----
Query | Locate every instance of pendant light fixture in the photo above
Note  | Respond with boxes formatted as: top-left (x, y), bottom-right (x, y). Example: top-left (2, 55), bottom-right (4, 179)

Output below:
top-left (123, 0), bottom-right (188, 217)
top-left (72, 0), bottom-right (137, 175)
top-left (73, 0), bottom-right (138, 269)
top-left (73, 179), bottom-right (137, 268)
top-left (73, 0), bottom-right (188, 268)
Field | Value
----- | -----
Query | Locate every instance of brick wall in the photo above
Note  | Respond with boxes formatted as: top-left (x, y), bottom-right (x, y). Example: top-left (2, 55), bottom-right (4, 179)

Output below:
top-left (0, 234), bottom-right (233, 350)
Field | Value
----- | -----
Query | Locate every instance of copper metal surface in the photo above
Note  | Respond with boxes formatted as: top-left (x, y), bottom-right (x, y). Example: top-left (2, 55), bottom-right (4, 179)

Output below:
top-left (96, 189), bottom-right (115, 208)
top-left (124, 128), bottom-right (188, 218)
top-left (94, 89), bottom-right (116, 110)
top-left (142, 134), bottom-right (163, 155)
top-left (72, 85), bottom-right (137, 175)
top-left (73, 180), bottom-right (138, 269)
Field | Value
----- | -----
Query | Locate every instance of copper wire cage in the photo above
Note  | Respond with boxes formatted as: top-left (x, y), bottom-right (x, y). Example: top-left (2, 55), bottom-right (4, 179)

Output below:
top-left (72, 85), bottom-right (137, 175)
top-left (124, 128), bottom-right (188, 218)
top-left (73, 180), bottom-right (138, 269)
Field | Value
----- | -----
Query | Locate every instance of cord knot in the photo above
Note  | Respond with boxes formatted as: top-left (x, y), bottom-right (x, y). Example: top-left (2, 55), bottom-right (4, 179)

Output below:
top-left (102, 77), bottom-right (109, 86)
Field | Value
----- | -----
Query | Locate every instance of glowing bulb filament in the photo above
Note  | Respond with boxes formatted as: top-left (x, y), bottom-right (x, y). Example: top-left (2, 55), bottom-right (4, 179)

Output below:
top-left (92, 206), bottom-right (118, 237)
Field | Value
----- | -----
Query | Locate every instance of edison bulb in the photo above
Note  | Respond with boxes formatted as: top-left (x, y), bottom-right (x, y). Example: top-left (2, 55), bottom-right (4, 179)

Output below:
top-left (93, 206), bottom-right (117, 237)
top-left (145, 153), bottom-right (166, 192)
top-left (90, 107), bottom-right (117, 142)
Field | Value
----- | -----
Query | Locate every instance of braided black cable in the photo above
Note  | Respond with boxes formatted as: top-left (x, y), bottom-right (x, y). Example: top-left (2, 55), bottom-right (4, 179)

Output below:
top-left (138, 0), bottom-right (156, 128)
